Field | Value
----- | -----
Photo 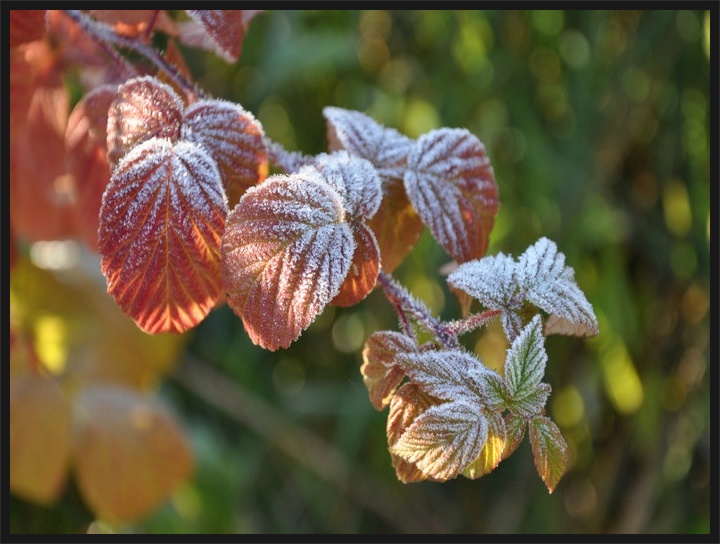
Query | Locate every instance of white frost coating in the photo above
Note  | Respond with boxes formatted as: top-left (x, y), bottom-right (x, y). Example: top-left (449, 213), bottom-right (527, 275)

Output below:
top-left (449, 238), bottom-right (598, 340)
top-left (98, 136), bottom-right (227, 333)
top-left (447, 253), bottom-right (519, 309)
top-left (311, 152), bottom-right (382, 220)
top-left (222, 171), bottom-right (357, 349)
top-left (181, 98), bottom-right (265, 180)
top-left (322, 106), bottom-right (414, 172)
top-left (404, 128), bottom-right (498, 262)
top-left (107, 76), bottom-right (184, 165)
top-left (391, 401), bottom-right (488, 481)
top-left (504, 315), bottom-right (547, 397)
top-left (517, 238), bottom-right (599, 337)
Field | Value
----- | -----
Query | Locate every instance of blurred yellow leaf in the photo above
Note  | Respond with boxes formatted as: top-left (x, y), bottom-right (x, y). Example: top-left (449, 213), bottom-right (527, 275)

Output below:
top-left (72, 385), bottom-right (194, 523)
top-left (10, 254), bottom-right (185, 389)
top-left (10, 375), bottom-right (72, 504)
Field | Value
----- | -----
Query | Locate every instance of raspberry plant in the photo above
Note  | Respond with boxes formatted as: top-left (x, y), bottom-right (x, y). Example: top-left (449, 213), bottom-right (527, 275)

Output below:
top-left (11, 9), bottom-right (600, 505)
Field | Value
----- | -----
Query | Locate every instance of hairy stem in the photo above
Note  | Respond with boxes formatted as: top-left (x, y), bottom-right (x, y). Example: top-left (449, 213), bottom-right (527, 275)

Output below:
top-left (63, 10), bottom-right (205, 100)
top-left (377, 271), bottom-right (459, 348)
top-left (446, 309), bottom-right (503, 336)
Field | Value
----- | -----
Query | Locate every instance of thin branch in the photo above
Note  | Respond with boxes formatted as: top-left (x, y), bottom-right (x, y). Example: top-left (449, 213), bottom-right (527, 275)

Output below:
top-left (446, 308), bottom-right (502, 336)
top-left (377, 271), bottom-right (459, 348)
top-left (64, 10), bottom-right (205, 100)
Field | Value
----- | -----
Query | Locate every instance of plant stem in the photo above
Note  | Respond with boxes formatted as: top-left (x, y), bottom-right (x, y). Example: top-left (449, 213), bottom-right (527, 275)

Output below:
top-left (446, 309), bottom-right (502, 336)
top-left (63, 10), bottom-right (205, 100)
top-left (377, 271), bottom-right (459, 348)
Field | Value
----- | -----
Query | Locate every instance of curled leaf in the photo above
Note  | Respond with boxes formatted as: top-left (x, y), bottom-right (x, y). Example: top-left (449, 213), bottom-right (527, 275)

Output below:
top-left (222, 169), bottom-right (354, 350)
top-left (331, 222), bottom-right (380, 307)
top-left (404, 128), bottom-right (499, 263)
top-left (185, 10), bottom-right (262, 63)
top-left (99, 138), bottom-right (227, 334)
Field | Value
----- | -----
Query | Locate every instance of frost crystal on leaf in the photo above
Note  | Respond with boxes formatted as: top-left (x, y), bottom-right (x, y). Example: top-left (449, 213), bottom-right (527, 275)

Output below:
top-left (361, 331), bottom-right (415, 410)
top-left (106, 76), bottom-right (184, 168)
top-left (98, 137), bottom-right (227, 334)
top-left (390, 401), bottom-right (489, 482)
top-left (322, 106), bottom-right (414, 180)
top-left (404, 128), bottom-right (499, 263)
top-left (517, 238), bottom-right (599, 337)
top-left (221, 171), bottom-right (355, 350)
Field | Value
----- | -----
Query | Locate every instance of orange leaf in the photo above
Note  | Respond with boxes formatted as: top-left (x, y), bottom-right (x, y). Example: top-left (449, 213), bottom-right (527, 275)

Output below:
top-left (9, 10), bottom-right (47, 48)
top-left (361, 331), bottom-right (415, 410)
top-left (90, 10), bottom-right (177, 38)
top-left (331, 222), bottom-right (380, 307)
top-left (106, 76), bottom-right (184, 168)
top-left (222, 170), bottom-right (355, 350)
top-left (65, 86), bottom-right (115, 250)
top-left (462, 410), bottom-right (507, 479)
top-left (182, 99), bottom-right (268, 208)
top-left (405, 128), bottom-right (499, 263)
top-left (367, 175), bottom-right (424, 273)
top-left (10, 375), bottom-right (72, 504)
top-left (72, 385), bottom-right (193, 523)
top-left (99, 138), bottom-right (227, 334)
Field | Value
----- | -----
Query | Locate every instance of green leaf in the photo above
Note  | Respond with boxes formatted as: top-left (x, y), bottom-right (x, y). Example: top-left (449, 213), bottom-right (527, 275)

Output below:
top-left (504, 316), bottom-right (551, 416)
top-left (528, 415), bottom-right (569, 493)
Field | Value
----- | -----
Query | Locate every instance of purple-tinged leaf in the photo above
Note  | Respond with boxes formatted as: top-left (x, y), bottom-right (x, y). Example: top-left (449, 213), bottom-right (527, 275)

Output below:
top-left (221, 169), bottom-right (354, 350)
top-left (404, 128), bottom-right (499, 263)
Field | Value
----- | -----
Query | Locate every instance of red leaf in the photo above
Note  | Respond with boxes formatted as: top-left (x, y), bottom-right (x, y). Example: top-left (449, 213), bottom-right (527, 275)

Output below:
top-left (90, 10), bottom-right (177, 38)
top-left (106, 76), bottom-right (184, 168)
top-left (9, 10), bottom-right (47, 48)
top-left (222, 170), bottom-right (355, 350)
top-left (182, 99), bottom-right (268, 208)
top-left (331, 222), bottom-right (380, 307)
top-left (65, 86), bottom-right (115, 250)
top-left (405, 128), bottom-right (499, 263)
top-left (185, 10), bottom-right (262, 63)
top-left (98, 138), bottom-right (227, 334)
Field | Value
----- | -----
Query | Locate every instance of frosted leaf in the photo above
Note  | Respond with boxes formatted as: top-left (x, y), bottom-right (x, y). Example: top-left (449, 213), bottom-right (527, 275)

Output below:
top-left (182, 99), bottom-right (268, 207)
top-left (185, 10), bottom-right (262, 63)
top-left (361, 331), bottom-right (416, 410)
top-left (221, 171), bottom-right (355, 350)
top-left (265, 139), bottom-right (315, 174)
top-left (311, 151), bottom-right (382, 220)
top-left (517, 238), bottom-right (599, 337)
top-left (461, 409), bottom-right (507, 479)
top-left (323, 106), bottom-right (414, 179)
top-left (404, 128), bottom-right (499, 263)
top-left (447, 253), bottom-right (519, 310)
top-left (390, 401), bottom-right (488, 482)
top-left (529, 415), bottom-right (568, 493)
top-left (387, 383), bottom-right (441, 483)
top-left (98, 138), bottom-right (228, 334)
top-left (395, 349), bottom-right (477, 402)
top-left (106, 76), bottom-right (184, 168)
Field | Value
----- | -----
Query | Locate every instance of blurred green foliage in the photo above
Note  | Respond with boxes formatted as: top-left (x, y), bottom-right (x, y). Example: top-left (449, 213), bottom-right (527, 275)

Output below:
top-left (11, 9), bottom-right (712, 535)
